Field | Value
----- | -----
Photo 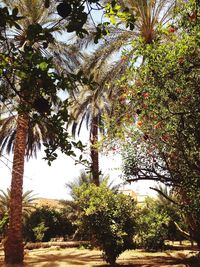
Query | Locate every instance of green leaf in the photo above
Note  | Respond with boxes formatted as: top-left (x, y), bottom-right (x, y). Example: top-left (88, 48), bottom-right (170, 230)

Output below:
top-left (39, 62), bottom-right (48, 71)
top-left (110, 15), bottom-right (116, 24)
top-left (18, 71), bottom-right (27, 79)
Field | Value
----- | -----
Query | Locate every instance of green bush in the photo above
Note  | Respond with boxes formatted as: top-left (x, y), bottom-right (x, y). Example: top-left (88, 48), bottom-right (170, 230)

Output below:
top-left (136, 197), bottom-right (170, 251)
top-left (73, 182), bottom-right (137, 265)
top-left (32, 222), bottom-right (49, 242)
top-left (0, 213), bottom-right (9, 238)
top-left (24, 206), bottom-right (74, 242)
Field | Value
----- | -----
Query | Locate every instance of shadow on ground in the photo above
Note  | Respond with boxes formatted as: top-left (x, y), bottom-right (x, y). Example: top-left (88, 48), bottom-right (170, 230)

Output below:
top-left (0, 247), bottom-right (199, 267)
top-left (24, 249), bottom-right (101, 266)
top-left (24, 250), bottom-right (199, 267)
top-left (100, 253), bottom-right (200, 267)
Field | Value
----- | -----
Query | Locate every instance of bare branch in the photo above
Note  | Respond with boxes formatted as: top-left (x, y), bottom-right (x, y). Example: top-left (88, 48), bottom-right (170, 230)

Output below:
top-left (150, 187), bottom-right (179, 205)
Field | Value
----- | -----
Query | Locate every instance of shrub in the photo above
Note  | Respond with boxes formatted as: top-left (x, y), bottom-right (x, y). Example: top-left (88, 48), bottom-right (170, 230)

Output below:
top-left (32, 222), bottom-right (49, 242)
top-left (0, 213), bottom-right (9, 239)
top-left (73, 182), bottom-right (137, 265)
top-left (24, 206), bottom-right (74, 242)
top-left (136, 197), bottom-right (170, 251)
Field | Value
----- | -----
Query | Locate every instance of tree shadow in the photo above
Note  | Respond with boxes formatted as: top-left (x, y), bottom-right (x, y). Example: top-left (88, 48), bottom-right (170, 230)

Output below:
top-left (95, 253), bottom-right (200, 267)
top-left (0, 248), bottom-right (199, 267)
top-left (23, 249), bottom-right (103, 266)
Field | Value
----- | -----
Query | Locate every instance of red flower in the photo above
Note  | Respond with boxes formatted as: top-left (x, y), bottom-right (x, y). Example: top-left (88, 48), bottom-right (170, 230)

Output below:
top-left (142, 92), bottom-right (149, 98)
top-left (168, 26), bottom-right (177, 33)
top-left (137, 121), bottom-right (143, 127)
top-left (154, 122), bottom-right (161, 129)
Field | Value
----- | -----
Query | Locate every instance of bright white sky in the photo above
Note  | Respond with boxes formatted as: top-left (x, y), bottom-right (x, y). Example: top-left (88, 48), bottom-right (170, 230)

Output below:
top-left (0, 147), bottom-right (119, 200)
top-left (0, 131), bottom-right (157, 200)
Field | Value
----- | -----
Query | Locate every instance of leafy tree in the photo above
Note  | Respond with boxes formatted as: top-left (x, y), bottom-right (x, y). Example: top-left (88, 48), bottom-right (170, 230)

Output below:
top-left (0, 0), bottom-right (84, 71)
top-left (118, 0), bottom-right (200, 248)
top-left (151, 185), bottom-right (186, 242)
top-left (73, 182), bottom-right (137, 265)
top-left (53, 0), bottom-right (110, 39)
top-left (0, 0), bottom-right (139, 264)
top-left (136, 197), bottom-right (170, 251)
top-left (63, 170), bottom-right (120, 240)
top-left (32, 221), bottom-right (49, 242)
top-left (24, 206), bottom-right (74, 242)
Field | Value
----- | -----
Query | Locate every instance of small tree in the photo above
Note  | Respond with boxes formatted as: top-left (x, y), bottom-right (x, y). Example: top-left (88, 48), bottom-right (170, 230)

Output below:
top-left (32, 222), bottom-right (49, 242)
top-left (136, 197), bottom-right (170, 251)
top-left (73, 182), bottom-right (137, 265)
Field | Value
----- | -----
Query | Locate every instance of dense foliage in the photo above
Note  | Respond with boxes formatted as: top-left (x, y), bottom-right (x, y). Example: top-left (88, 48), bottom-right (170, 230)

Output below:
top-left (24, 206), bottom-right (74, 242)
top-left (136, 197), bottom-right (170, 251)
top-left (115, 0), bottom-right (200, 247)
top-left (73, 182), bottom-right (137, 265)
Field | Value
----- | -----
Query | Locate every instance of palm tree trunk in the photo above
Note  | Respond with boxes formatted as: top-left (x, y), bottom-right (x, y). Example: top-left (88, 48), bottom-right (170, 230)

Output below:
top-left (90, 116), bottom-right (99, 186)
top-left (4, 114), bottom-right (28, 264)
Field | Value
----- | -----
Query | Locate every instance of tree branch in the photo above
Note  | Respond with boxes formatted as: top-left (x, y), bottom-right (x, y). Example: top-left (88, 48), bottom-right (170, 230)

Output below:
top-left (174, 221), bottom-right (191, 240)
top-left (150, 187), bottom-right (179, 206)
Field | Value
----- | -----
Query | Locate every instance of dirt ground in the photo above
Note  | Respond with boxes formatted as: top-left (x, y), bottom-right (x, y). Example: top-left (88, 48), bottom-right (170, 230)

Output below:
top-left (0, 246), bottom-right (199, 267)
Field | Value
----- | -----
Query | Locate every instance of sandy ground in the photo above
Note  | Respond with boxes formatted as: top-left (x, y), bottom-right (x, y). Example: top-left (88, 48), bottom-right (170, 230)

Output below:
top-left (0, 246), bottom-right (199, 267)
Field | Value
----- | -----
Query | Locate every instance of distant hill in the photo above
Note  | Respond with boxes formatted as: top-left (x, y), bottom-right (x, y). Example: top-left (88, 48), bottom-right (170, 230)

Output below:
top-left (33, 198), bottom-right (65, 210)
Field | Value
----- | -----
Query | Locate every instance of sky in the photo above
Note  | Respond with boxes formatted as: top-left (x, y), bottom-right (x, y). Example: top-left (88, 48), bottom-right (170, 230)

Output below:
top-left (0, 147), bottom-right (119, 200)
top-left (0, 135), bottom-right (157, 200)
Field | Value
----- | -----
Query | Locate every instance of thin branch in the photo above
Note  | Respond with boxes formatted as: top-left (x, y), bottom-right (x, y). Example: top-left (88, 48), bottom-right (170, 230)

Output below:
top-left (150, 187), bottom-right (179, 205)
top-left (174, 221), bottom-right (191, 240)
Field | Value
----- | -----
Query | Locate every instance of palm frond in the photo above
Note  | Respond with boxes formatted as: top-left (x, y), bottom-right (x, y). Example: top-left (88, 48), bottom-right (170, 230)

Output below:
top-left (0, 188), bottom-right (37, 215)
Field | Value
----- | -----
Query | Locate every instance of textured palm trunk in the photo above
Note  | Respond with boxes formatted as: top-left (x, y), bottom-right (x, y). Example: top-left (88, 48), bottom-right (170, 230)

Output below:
top-left (90, 116), bottom-right (99, 186)
top-left (4, 114), bottom-right (28, 264)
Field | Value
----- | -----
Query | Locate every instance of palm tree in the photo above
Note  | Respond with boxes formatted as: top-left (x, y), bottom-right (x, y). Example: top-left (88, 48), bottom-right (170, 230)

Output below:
top-left (69, 84), bottom-right (111, 186)
top-left (151, 184), bottom-right (178, 206)
top-left (0, 189), bottom-right (37, 244)
top-left (0, 0), bottom-right (83, 264)
top-left (66, 170), bottom-right (120, 196)
top-left (0, 188), bottom-right (37, 218)
top-left (69, 0), bottom-right (176, 186)
top-left (1, 0), bottom-right (83, 72)
top-left (77, 0), bottom-right (176, 78)
top-left (3, 113), bottom-right (28, 263)
top-left (0, 112), bottom-right (56, 158)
